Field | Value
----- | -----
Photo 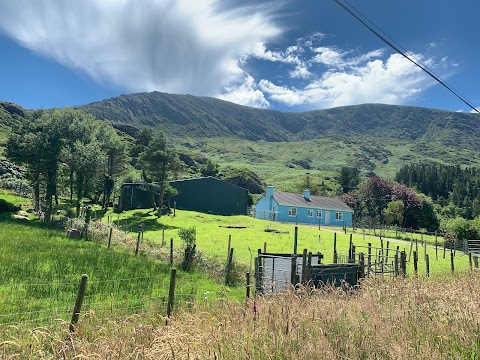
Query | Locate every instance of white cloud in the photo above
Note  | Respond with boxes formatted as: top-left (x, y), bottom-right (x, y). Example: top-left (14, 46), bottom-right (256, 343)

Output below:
top-left (219, 74), bottom-right (270, 108)
top-left (259, 53), bottom-right (440, 108)
top-left (289, 64), bottom-right (312, 79)
top-left (311, 46), bottom-right (346, 67)
top-left (251, 41), bottom-right (302, 65)
top-left (0, 0), bottom-right (280, 96)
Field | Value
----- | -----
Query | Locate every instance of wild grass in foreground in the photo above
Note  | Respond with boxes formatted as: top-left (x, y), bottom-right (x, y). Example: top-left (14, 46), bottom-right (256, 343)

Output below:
top-left (2, 271), bottom-right (480, 359)
top-left (0, 218), bottom-right (243, 328)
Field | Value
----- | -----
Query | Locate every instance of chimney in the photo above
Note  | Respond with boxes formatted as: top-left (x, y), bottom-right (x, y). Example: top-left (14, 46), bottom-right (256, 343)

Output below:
top-left (304, 189), bottom-right (311, 200)
top-left (265, 185), bottom-right (275, 198)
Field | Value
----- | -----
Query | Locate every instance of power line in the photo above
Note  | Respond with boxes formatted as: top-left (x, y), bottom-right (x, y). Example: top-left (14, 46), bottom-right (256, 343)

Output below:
top-left (333, 0), bottom-right (480, 114)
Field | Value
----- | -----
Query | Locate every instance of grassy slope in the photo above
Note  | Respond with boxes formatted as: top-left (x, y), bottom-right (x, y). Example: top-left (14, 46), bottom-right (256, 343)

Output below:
top-left (0, 211), bottom-right (243, 328)
top-left (174, 136), bottom-right (480, 188)
top-left (105, 208), bottom-right (469, 278)
top-left (79, 92), bottom-right (480, 183)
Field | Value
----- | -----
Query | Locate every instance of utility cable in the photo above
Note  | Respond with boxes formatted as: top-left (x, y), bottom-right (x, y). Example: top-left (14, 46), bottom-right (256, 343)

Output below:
top-left (333, 0), bottom-right (480, 114)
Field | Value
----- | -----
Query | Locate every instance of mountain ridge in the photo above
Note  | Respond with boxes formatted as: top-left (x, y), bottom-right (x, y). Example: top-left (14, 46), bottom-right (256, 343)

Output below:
top-left (78, 91), bottom-right (480, 149)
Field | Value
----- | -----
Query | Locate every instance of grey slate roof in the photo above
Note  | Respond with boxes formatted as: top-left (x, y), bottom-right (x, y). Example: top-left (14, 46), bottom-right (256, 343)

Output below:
top-left (273, 192), bottom-right (353, 212)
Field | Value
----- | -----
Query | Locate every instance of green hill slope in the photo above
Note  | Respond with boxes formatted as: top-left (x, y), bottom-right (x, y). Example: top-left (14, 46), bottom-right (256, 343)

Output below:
top-left (79, 91), bottom-right (480, 149)
top-left (2, 91), bottom-right (480, 189)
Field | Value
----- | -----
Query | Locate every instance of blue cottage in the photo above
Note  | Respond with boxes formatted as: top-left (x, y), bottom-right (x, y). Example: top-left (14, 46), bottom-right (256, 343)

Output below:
top-left (255, 186), bottom-right (353, 227)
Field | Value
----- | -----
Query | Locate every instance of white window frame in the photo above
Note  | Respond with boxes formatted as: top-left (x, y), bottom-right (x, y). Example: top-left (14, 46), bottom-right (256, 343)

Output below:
top-left (316, 210), bottom-right (322, 218)
top-left (335, 212), bottom-right (343, 221)
top-left (289, 207), bottom-right (297, 217)
top-left (307, 209), bottom-right (313, 217)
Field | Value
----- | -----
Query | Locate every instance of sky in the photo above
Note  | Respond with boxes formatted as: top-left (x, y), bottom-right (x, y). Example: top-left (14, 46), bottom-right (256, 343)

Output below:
top-left (0, 0), bottom-right (479, 113)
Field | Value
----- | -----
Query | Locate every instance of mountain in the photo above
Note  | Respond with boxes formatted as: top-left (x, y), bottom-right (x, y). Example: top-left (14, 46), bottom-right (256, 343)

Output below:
top-left (78, 91), bottom-right (480, 149)
top-left (2, 91), bottom-right (480, 190)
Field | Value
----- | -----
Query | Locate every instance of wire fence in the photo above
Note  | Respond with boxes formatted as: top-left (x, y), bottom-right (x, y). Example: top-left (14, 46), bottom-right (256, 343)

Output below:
top-left (0, 272), bottom-right (235, 332)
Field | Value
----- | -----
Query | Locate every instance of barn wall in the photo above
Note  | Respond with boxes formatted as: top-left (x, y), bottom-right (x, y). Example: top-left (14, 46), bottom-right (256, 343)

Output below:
top-left (170, 177), bottom-right (248, 215)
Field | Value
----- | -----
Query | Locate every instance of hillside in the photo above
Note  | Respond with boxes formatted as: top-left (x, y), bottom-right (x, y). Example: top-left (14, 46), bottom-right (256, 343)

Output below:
top-left (79, 91), bottom-right (480, 148)
top-left (77, 92), bottom-right (480, 183)
top-left (2, 92), bottom-right (480, 188)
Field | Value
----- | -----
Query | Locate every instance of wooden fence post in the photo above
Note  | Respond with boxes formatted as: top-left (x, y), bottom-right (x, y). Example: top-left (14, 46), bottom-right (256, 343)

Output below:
top-left (408, 238), bottom-right (414, 262)
top-left (167, 268), bottom-right (177, 317)
top-left (426, 254), bottom-right (430, 278)
top-left (469, 253), bottom-right (473, 270)
top-left (69, 274), bottom-right (88, 333)
top-left (333, 233), bottom-right (337, 263)
top-left (257, 249), bottom-right (264, 292)
top-left (170, 238), bottom-right (174, 265)
top-left (162, 228), bottom-right (165, 247)
top-left (135, 232), bottom-right (141, 255)
top-left (291, 255), bottom-right (297, 285)
top-left (358, 253), bottom-right (365, 280)
top-left (227, 234), bottom-right (231, 260)
top-left (367, 243), bottom-right (372, 277)
top-left (246, 272), bottom-right (251, 298)
top-left (307, 252), bottom-right (313, 284)
top-left (443, 237), bottom-right (446, 259)
top-left (413, 251), bottom-right (418, 276)
top-left (385, 241), bottom-right (390, 264)
top-left (225, 248), bottom-right (234, 286)
top-left (263, 242), bottom-right (267, 254)
top-left (301, 249), bottom-right (308, 284)
top-left (423, 233), bottom-right (427, 261)
top-left (394, 253), bottom-right (399, 276)
top-left (108, 227), bottom-right (112, 249)
top-left (292, 226), bottom-right (299, 255)
top-left (450, 250), bottom-right (455, 274)
top-left (400, 251), bottom-right (407, 277)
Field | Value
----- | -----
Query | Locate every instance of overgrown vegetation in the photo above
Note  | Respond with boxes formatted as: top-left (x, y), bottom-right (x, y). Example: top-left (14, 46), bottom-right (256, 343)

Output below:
top-left (2, 274), bottom-right (480, 358)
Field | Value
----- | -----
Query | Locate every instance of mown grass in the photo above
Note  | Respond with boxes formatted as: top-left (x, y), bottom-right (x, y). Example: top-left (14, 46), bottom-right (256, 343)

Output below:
top-left (104, 207), bottom-right (470, 278)
top-left (2, 272), bottom-right (480, 359)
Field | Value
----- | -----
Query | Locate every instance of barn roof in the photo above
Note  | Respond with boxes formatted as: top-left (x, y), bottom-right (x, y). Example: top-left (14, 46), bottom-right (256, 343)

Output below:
top-left (273, 192), bottom-right (353, 212)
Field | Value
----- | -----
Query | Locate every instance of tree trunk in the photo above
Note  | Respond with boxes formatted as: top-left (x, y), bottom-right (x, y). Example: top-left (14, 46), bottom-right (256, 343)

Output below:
top-left (157, 167), bottom-right (167, 218)
top-left (33, 173), bottom-right (40, 213)
top-left (76, 173), bottom-right (85, 218)
top-left (45, 170), bottom-right (56, 222)
top-left (69, 169), bottom-right (74, 204)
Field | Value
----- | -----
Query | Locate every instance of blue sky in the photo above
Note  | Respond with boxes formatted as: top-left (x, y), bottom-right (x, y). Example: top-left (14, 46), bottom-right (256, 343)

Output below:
top-left (0, 0), bottom-right (478, 112)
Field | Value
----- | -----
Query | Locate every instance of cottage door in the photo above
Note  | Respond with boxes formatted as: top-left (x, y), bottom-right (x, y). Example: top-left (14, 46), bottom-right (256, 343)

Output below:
top-left (325, 211), bottom-right (330, 225)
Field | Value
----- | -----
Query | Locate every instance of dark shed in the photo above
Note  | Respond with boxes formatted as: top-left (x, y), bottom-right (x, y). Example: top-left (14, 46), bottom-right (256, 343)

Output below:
top-left (169, 177), bottom-right (248, 215)
top-left (119, 177), bottom-right (248, 215)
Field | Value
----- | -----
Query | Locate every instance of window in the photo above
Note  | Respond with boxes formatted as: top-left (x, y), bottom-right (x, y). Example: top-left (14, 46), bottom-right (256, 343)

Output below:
top-left (289, 207), bottom-right (297, 217)
top-left (335, 212), bottom-right (343, 221)
top-left (307, 209), bottom-right (313, 217)
top-left (316, 210), bottom-right (322, 218)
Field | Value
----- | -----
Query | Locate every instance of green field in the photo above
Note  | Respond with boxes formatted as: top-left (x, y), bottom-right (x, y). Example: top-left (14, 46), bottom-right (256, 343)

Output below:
top-left (0, 214), bottom-right (243, 330)
top-left (0, 190), bottom-right (471, 333)
top-left (103, 207), bottom-right (469, 278)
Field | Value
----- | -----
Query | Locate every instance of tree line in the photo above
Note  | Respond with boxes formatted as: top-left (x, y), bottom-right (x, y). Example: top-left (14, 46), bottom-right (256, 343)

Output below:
top-left (395, 163), bottom-right (480, 219)
top-left (340, 175), bottom-right (439, 231)
top-left (6, 108), bottom-right (180, 221)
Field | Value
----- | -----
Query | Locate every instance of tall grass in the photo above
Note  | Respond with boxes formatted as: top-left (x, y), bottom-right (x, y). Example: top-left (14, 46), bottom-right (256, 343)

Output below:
top-left (2, 272), bottom-right (480, 359)
top-left (0, 218), bottom-right (243, 328)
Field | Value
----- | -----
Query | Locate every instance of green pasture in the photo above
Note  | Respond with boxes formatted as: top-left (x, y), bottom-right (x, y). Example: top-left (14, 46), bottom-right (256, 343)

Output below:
top-left (0, 189), bottom-right (472, 330)
top-left (104, 207), bottom-right (470, 278)
top-left (0, 215), bottom-right (242, 327)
